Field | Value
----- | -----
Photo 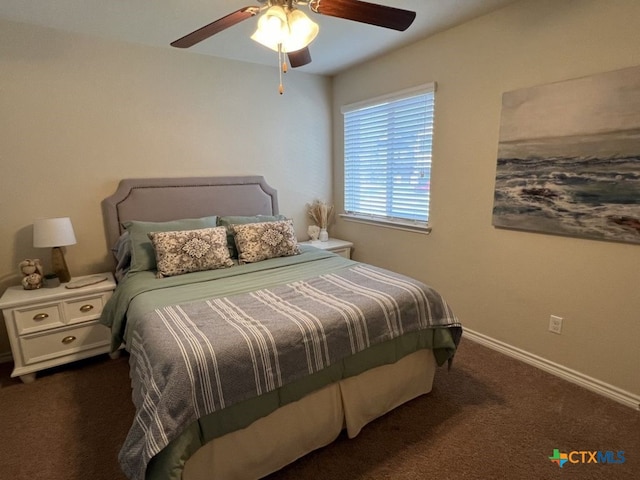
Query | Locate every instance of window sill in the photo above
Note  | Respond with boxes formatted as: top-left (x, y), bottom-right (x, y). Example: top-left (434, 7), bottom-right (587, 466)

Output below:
top-left (340, 214), bottom-right (432, 235)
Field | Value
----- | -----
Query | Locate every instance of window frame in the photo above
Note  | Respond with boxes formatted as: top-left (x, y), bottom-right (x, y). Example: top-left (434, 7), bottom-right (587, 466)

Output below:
top-left (340, 82), bottom-right (436, 234)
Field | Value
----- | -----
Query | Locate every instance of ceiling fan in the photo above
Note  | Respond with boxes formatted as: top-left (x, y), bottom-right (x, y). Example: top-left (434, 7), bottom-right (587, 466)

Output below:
top-left (170, 0), bottom-right (417, 71)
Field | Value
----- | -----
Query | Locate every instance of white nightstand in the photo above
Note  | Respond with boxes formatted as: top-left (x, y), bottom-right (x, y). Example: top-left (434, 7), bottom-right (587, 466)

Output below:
top-left (300, 238), bottom-right (354, 259)
top-left (0, 272), bottom-right (116, 383)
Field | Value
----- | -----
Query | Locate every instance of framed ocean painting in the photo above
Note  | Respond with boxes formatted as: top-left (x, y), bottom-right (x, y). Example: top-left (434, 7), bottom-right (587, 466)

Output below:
top-left (492, 65), bottom-right (640, 245)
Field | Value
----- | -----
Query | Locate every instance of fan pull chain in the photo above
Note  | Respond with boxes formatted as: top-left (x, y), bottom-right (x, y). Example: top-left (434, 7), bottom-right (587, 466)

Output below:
top-left (278, 43), bottom-right (285, 95)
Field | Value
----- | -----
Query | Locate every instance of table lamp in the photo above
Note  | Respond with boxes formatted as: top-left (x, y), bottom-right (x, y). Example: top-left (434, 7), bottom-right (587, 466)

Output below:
top-left (33, 217), bottom-right (77, 283)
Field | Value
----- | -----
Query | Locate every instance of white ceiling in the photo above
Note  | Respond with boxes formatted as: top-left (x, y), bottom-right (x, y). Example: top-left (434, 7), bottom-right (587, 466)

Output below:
top-left (0, 0), bottom-right (518, 75)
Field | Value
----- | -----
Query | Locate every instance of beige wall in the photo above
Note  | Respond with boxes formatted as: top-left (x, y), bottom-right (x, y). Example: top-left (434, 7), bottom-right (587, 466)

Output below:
top-left (1, 1), bottom-right (638, 401)
top-left (332, 0), bottom-right (640, 398)
top-left (0, 19), bottom-right (332, 353)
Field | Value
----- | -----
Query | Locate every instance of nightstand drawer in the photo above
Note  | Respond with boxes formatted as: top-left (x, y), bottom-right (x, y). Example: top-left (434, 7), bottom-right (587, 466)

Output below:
top-left (63, 292), bottom-right (110, 323)
top-left (14, 304), bottom-right (65, 335)
top-left (19, 322), bottom-right (111, 366)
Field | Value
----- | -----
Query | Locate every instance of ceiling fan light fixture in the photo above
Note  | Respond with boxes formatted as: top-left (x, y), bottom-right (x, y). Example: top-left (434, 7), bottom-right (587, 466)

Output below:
top-left (172, 0), bottom-right (417, 95)
top-left (286, 9), bottom-right (319, 52)
top-left (251, 5), bottom-right (318, 53)
top-left (251, 6), bottom-right (288, 49)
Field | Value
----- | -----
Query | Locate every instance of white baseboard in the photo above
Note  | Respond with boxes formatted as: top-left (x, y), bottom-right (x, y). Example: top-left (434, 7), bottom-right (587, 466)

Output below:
top-left (463, 328), bottom-right (640, 411)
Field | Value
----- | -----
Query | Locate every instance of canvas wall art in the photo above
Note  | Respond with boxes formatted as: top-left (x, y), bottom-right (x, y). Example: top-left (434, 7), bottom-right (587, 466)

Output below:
top-left (492, 65), bottom-right (640, 245)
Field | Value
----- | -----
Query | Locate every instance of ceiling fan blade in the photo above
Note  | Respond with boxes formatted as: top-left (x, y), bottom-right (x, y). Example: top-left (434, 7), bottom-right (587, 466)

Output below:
top-left (288, 48), bottom-right (312, 68)
top-left (171, 7), bottom-right (260, 48)
top-left (309, 0), bottom-right (416, 31)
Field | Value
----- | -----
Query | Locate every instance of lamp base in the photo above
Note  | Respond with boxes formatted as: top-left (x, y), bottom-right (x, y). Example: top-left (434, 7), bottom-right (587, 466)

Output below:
top-left (51, 247), bottom-right (71, 283)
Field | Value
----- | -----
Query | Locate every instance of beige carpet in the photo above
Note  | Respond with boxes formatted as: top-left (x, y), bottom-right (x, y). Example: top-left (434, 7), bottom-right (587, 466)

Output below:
top-left (1, 339), bottom-right (637, 480)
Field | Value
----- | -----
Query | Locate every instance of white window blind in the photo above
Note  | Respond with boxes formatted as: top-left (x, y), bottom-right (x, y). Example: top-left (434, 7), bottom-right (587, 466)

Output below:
top-left (342, 83), bottom-right (435, 232)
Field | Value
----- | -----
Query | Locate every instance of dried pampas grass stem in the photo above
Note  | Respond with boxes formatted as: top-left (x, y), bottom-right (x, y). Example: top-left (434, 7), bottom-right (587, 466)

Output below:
top-left (307, 200), bottom-right (334, 229)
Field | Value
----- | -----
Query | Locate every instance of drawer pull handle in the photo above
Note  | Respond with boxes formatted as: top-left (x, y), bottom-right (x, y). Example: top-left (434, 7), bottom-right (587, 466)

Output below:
top-left (61, 336), bottom-right (77, 344)
top-left (33, 313), bottom-right (49, 321)
top-left (79, 304), bottom-right (94, 312)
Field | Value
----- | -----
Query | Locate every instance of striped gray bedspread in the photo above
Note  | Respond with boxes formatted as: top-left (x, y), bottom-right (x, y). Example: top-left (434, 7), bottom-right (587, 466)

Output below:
top-left (121, 263), bottom-right (460, 480)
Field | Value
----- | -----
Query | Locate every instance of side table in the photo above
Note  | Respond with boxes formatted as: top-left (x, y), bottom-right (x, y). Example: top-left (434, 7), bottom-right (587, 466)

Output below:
top-left (0, 272), bottom-right (116, 383)
top-left (300, 238), bottom-right (354, 259)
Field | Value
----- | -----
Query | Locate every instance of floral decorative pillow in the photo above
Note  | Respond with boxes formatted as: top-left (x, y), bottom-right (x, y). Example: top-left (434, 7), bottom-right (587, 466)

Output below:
top-left (231, 220), bottom-right (301, 264)
top-left (147, 227), bottom-right (233, 278)
top-left (218, 214), bottom-right (287, 258)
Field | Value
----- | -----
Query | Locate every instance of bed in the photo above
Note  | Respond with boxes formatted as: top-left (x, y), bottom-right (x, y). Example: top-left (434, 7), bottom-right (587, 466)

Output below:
top-left (99, 176), bottom-right (462, 480)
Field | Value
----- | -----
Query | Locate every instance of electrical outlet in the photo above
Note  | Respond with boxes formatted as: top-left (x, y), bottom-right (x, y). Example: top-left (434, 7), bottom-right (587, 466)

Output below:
top-left (549, 315), bottom-right (563, 334)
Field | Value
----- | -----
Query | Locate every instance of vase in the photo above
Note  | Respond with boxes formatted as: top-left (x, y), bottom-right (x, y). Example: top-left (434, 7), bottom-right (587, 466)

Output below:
top-left (319, 228), bottom-right (329, 242)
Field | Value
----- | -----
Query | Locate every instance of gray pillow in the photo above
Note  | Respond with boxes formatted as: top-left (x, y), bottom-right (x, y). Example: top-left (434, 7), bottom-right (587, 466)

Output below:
top-left (111, 231), bottom-right (131, 282)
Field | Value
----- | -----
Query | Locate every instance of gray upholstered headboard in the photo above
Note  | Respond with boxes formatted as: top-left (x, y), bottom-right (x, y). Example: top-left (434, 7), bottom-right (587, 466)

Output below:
top-left (102, 176), bottom-right (278, 251)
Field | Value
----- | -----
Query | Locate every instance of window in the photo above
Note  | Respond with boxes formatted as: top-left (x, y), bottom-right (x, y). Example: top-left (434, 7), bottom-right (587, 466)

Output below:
top-left (341, 83), bottom-right (435, 233)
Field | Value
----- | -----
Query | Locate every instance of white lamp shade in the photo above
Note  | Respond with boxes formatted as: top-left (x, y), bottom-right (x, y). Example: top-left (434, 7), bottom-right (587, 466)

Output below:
top-left (33, 217), bottom-right (77, 248)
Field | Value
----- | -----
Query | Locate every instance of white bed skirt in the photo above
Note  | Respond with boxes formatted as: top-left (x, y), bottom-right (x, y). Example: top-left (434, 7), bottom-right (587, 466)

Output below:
top-left (183, 349), bottom-right (437, 480)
